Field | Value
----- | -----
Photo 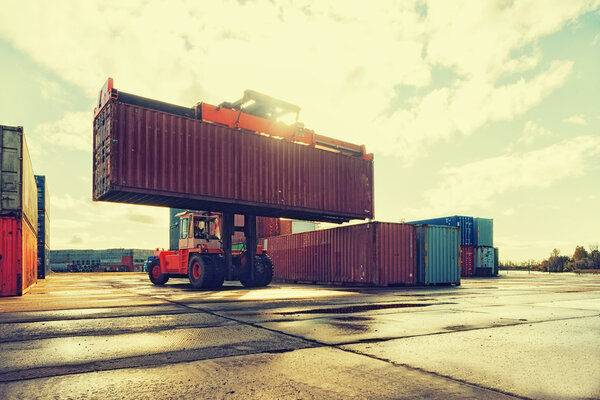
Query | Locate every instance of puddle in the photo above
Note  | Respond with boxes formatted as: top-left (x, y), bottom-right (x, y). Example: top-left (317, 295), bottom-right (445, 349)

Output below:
top-left (277, 303), bottom-right (431, 315)
top-left (332, 316), bottom-right (371, 322)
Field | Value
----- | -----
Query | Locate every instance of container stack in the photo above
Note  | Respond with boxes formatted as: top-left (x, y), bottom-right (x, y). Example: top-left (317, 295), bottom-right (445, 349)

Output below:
top-left (408, 215), bottom-right (496, 277)
top-left (35, 176), bottom-right (50, 279)
top-left (473, 217), bottom-right (495, 276)
top-left (0, 125), bottom-right (38, 296)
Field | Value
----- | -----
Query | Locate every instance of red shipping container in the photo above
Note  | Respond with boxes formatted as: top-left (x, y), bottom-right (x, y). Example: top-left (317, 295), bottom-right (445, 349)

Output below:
top-left (233, 216), bottom-right (292, 244)
top-left (93, 100), bottom-right (374, 223)
top-left (121, 256), bottom-right (134, 272)
top-left (460, 246), bottom-right (474, 277)
top-left (0, 217), bottom-right (37, 296)
top-left (265, 222), bottom-right (416, 286)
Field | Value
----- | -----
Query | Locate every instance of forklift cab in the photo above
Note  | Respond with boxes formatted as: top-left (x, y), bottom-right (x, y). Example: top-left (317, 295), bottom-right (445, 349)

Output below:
top-left (177, 211), bottom-right (222, 251)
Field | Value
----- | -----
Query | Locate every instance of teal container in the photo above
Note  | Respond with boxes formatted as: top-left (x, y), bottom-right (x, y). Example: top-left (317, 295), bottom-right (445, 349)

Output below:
top-left (473, 218), bottom-right (493, 247)
top-left (169, 208), bottom-right (186, 250)
top-left (416, 225), bottom-right (460, 285)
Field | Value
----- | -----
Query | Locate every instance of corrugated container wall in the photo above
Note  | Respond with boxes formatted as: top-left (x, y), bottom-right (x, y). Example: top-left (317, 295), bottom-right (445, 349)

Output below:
top-left (1, 217), bottom-right (37, 295)
top-left (460, 246), bottom-right (474, 277)
top-left (35, 175), bottom-right (50, 279)
top-left (474, 218), bottom-right (493, 247)
top-left (475, 246), bottom-right (495, 276)
top-left (409, 216), bottom-right (473, 246)
top-left (415, 225), bottom-right (460, 285)
top-left (1, 126), bottom-right (37, 229)
top-left (94, 99), bottom-right (374, 223)
top-left (266, 222), bottom-right (417, 286)
top-left (1, 126), bottom-right (37, 296)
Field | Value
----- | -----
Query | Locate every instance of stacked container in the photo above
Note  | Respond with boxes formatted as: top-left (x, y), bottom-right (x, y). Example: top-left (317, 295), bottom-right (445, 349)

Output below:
top-left (409, 216), bottom-right (474, 246)
top-left (0, 126), bottom-right (38, 296)
top-left (415, 225), bottom-right (460, 285)
top-left (460, 246), bottom-right (474, 277)
top-left (266, 222), bottom-right (417, 286)
top-left (473, 218), bottom-right (493, 246)
top-left (35, 176), bottom-right (50, 279)
top-left (475, 246), bottom-right (495, 276)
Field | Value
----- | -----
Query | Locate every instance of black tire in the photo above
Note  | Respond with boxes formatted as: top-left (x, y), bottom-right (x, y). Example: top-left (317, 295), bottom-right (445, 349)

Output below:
top-left (208, 256), bottom-right (226, 288)
top-left (188, 254), bottom-right (215, 289)
top-left (239, 253), bottom-right (274, 287)
top-left (148, 259), bottom-right (169, 285)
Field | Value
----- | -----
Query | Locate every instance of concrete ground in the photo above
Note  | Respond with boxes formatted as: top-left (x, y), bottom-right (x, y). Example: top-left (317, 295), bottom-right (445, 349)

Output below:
top-left (0, 271), bottom-right (598, 399)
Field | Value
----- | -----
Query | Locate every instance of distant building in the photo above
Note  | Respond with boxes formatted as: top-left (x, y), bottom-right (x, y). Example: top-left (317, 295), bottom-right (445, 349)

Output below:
top-left (50, 249), bottom-right (154, 272)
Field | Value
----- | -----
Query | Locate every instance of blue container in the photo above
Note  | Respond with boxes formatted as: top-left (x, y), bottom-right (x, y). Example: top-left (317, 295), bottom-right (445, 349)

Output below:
top-left (35, 175), bottom-right (48, 211)
top-left (35, 175), bottom-right (50, 279)
top-left (409, 215), bottom-right (474, 246)
top-left (473, 217), bottom-right (493, 247)
top-left (415, 225), bottom-right (460, 285)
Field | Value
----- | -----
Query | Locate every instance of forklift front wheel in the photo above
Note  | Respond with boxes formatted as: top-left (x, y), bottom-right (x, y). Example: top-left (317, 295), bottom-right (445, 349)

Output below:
top-left (148, 260), bottom-right (169, 285)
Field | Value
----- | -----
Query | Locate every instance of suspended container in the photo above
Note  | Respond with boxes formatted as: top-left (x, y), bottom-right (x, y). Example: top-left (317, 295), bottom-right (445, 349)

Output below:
top-left (473, 217), bottom-right (493, 247)
top-left (475, 246), bottom-right (494, 277)
top-left (94, 86), bottom-right (374, 223)
top-left (408, 216), bottom-right (473, 246)
top-left (415, 225), bottom-right (460, 285)
top-left (1, 125), bottom-right (38, 296)
top-left (460, 246), bottom-right (474, 277)
top-left (266, 222), bottom-right (417, 286)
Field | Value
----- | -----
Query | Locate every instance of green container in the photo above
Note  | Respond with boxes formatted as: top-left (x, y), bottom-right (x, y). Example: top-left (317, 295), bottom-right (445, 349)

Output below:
top-left (473, 218), bottom-right (493, 247)
top-left (169, 208), bottom-right (186, 250)
top-left (416, 225), bottom-right (460, 285)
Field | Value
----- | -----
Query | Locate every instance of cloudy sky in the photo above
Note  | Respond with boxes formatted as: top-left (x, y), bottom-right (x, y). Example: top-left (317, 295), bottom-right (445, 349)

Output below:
top-left (1, 1), bottom-right (598, 262)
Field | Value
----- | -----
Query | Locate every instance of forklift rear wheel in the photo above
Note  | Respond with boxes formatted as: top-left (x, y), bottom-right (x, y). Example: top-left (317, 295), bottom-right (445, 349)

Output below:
top-left (148, 260), bottom-right (169, 285)
top-left (240, 254), bottom-right (274, 287)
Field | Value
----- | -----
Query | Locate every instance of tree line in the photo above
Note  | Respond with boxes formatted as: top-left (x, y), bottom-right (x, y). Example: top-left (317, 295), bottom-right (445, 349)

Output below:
top-left (500, 244), bottom-right (600, 272)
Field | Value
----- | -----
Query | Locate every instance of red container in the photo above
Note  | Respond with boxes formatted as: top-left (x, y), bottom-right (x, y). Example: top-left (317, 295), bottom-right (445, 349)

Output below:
top-left (93, 100), bottom-right (374, 223)
top-left (121, 256), bottom-right (133, 271)
top-left (265, 222), bottom-right (417, 286)
top-left (233, 216), bottom-right (292, 244)
top-left (0, 216), bottom-right (37, 296)
top-left (460, 246), bottom-right (474, 277)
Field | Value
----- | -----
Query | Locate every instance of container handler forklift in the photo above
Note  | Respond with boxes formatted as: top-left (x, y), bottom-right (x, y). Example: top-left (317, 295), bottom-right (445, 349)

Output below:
top-left (95, 78), bottom-right (371, 289)
top-left (148, 211), bottom-right (273, 288)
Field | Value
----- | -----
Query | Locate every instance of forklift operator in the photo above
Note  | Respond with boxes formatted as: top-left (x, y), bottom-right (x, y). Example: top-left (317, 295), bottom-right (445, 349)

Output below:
top-left (193, 219), bottom-right (204, 239)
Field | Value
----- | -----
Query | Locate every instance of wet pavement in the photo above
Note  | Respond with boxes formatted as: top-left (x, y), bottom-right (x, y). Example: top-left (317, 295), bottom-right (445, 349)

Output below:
top-left (0, 271), bottom-right (599, 399)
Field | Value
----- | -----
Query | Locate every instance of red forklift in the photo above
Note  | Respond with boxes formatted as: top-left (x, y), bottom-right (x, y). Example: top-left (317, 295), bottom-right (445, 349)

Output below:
top-left (148, 211), bottom-right (273, 289)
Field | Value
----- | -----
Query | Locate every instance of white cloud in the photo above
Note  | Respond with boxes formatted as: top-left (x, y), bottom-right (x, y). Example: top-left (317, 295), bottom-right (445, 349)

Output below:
top-left (519, 121), bottom-right (552, 145)
top-left (379, 60), bottom-right (573, 164)
top-left (0, 0), bottom-right (595, 164)
top-left (592, 32), bottom-right (600, 46)
top-left (33, 112), bottom-right (92, 151)
top-left (49, 193), bottom-right (168, 249)
top-left (563, 114), bottom-right (587, 125)
top-left (424, 135), bottom-right (600, 210)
